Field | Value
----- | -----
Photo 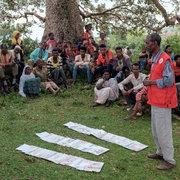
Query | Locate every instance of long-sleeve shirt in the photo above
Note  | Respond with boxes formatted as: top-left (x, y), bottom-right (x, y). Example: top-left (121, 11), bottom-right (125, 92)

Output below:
top-left (112, 54), bottom-right (132, 70)
top-left (151, 49), bottom-right (174, 89)
top-left (47, 56), bottom-right (63, 77)
top-left (32, 66), bottom-right (48, 82)
top-left (74, 54), bottom-right (90, 68)
top-left (118, 72), bottom-right (147, 92)
top-left (30, 48), bottom-right (49, 63)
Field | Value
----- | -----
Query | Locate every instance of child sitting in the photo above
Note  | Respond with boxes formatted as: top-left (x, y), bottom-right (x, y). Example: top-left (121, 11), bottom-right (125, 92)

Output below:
top-left (19, 65), bottom-right (40, 99)
top-left (71, 44), bottom-right (79, 61)
top-left (32, 59), bottom-right (60, 96)
top-left (173, 55), bottom-right (180, 83)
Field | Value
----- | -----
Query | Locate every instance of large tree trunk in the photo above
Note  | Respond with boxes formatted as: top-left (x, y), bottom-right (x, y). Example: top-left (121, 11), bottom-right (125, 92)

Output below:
top-left (42, 0), bottom-right (83, 44)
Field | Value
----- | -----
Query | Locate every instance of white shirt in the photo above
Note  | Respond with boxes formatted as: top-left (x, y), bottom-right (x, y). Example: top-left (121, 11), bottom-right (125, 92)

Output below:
top-left (75, 54), bottom-right (90, 68)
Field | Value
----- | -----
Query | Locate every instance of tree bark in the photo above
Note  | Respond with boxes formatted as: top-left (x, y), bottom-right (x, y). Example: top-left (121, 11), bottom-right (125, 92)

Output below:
top-left (42, 0), bottom-right (83, 44)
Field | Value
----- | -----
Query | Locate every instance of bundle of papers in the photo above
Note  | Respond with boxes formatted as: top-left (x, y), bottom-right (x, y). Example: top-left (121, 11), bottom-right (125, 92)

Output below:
top-left (64, 122), bottom-right (148, 151)
top-left (16, 144), bottom-right (104, 172)
top-left (36, 132), bottom-right (109, 155)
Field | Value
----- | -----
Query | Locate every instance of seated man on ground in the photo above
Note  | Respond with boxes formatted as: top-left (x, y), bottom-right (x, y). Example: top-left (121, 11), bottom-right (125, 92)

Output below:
top-left (93, 69), bottom-right (119, 107)
top-left (90, 44), bottom-right (113, 85)
top-left (124, 86), bottom-right (149, 120)
top-left (28, 42), bottom-right (49, 68)
top-left (57, 42), bottom-right (73, 77)
top-left (32, 59), bottom-right (60, 95)
top-left (19, 65), bottom-right (40, 99)
top-left (47, 48), bottom-right (68, 88)
top-left (118, 63), bottom-right (147, 111)
top-left (0, 43), bottom-right (18, 93)
top-left (112, 46), bottom-right (132, 77)
top-left (115, 66), bottom-right (131, 83)
top-left (11, 45), bottom-right (25, 81)
top-left (71, 44), bottom-right (79, 61)
top-left (72, 46), bottom-right (91, 88)
top-left (173, 55), bottom-right (180, 83)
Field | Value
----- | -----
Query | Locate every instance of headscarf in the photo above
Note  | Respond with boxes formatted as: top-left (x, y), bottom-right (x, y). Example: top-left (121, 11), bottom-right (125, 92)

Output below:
top-left (12, 31), bottom-right (22, 46)
top-left (11, 45), bottom-right (21, 62)
top-left (164, 45), bottom-right (174, 61)
top-left (19, 65), bottom-right (35, 97)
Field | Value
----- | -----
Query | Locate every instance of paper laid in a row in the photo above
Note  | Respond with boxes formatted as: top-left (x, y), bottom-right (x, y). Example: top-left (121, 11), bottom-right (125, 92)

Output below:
top-left (64, 122), bottom-right (148, 151)
top-left (16, 144), bottom-right (104, 172)
top-left (36, 132), bottom-right (109, 155)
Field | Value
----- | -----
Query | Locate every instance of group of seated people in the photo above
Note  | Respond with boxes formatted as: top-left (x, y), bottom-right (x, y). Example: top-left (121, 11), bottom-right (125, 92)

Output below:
top-left (1, 27), bottom-right (180, 119)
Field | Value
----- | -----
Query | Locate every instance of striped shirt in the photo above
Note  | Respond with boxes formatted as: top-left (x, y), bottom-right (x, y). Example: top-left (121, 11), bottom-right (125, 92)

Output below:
top-left (47, 56), bottom-right (63, 77)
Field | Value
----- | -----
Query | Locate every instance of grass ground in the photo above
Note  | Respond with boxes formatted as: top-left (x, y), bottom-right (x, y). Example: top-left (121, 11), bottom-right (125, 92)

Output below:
top-left (0, 81), bottom-right (180, 180)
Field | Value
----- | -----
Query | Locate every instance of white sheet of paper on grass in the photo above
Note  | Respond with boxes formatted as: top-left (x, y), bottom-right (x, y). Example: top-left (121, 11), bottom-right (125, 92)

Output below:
top-left (16, 144), bottom-right (104, 172)
top-left (36, 132), bottom-right (109, 156)
top-left (64, 122), bottom-right (148, 151)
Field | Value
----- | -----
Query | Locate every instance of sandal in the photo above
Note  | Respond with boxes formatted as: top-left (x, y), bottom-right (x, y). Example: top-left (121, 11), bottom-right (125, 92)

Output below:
top-left (82, 85), bottom-right (91, 90)
top-left (124, 115), bottom-right (136, 120)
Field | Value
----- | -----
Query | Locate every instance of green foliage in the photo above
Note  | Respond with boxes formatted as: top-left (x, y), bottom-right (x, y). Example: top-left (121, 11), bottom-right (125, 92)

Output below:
top-left (161, 32), bottom-right (180, 56)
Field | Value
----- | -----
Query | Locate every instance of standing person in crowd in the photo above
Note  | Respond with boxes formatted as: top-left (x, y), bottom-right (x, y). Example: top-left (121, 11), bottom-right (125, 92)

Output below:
top-left (164, 45), bottom-right (174, 62)
top-left (126, 47), bottom-right (132, 57)
top-left (33, 59), bottom-right (60, 95)
top-left (138, 46), bottom-right (148, 72)
top-left (57, 42), bottom-right (73, 77)
top-left (173, 55), bottom-right (180, 83)
top-left (98, 33), bottom-right (107, 46)
top-left (11, 45), bottom-right (25, 81)
top-left (72, 46), bottom-right (91, 89)
top-left (144, 33), bottom-right (177, 170)
top-left (0, 43), bottom-right (18, 93)
top-left (119, 63), bottom-right (147, 111)
top-left (28, 42), bottom-right (49, 68)
top-left (46, 33), bottom-right (57, 57)
top-left (19, 65), bottom-right (40, 98)
top-left (93, 69), bottom-right (119, 107)
top-left (58, 32), bottom-right (65, 44)
top-left (88, 23), bottom-right (93, 36)
top-left (47, 48), bottom-right (68, 88)
top-left (91, 37), bottom-right (99, 51)
top-left (112, 46), bottom-right (132, 77)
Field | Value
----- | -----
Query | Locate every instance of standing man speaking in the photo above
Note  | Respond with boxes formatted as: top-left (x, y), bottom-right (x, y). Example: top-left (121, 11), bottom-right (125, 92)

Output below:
top-left (144, 33), bottom-right (177, 170)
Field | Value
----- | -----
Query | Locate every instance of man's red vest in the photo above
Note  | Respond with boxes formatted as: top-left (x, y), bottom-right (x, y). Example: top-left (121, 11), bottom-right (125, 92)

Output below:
top-left (147, 52), bottom-right (177, 108)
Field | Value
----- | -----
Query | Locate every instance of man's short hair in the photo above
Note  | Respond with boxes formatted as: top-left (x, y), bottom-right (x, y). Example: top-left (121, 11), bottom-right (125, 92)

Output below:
top-left (1, 43), bottom-right (8, 49)
top-left (85, 24), bottom-right (89, 28)
top-left (48, 32), bottom-right (54, 37)
top-left (80, 46), bottom-right (86, 52)
top-left (174, 55), bottom-right (180, 61)
top-left (149, 33), bottom-right (161, 46)
top-left (99, 44), bottom-right (106, 48)
top-left (88, 23), bottom-right (92, 26)
top-left (52, 47), bottom-right (59, 53)
top-left (132, 63), bottom-right (140, 69)
top-left (93, 50), bottom-right (99, 54)
top-left (122, 66), bottom-right (130, 73)
top-left (115, 46), bottom-right (122, 52)
top-left (57, 42), bottom-right (63, 45)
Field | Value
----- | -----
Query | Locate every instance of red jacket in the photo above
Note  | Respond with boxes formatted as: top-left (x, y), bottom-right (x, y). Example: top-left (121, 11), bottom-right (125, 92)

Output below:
top-left (147, 52), bottom-right (177, 108)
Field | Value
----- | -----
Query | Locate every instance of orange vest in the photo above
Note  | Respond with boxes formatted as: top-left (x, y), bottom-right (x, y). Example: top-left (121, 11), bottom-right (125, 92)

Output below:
top-left (147, 52), bottom-right (177, 108)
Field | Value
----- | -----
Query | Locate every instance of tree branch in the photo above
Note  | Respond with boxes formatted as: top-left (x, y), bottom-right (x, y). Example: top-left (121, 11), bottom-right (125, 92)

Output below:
top-left (25, 12), bottom-right (46, 22)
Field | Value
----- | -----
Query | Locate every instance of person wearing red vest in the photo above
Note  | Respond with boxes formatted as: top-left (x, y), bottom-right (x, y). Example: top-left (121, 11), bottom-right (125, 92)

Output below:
top-left (144, 33), bottom-right (177, 170)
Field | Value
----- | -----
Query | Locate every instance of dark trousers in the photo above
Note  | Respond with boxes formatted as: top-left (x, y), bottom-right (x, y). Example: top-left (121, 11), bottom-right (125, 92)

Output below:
top-left (90, 63), bottom-right (112, 84)
top-left (175, 75), bottom-right (180, 83)
top-left (17, 62), bottom-right (25, 81)
top-left (123, 86), bottom-right (137, 105)
top-left (51, 68), bottom-right (67, 85)
top-left (63, 60), bottom-right (72, 75)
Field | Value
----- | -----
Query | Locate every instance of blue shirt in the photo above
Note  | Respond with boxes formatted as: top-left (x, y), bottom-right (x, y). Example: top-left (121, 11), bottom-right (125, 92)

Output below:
top-left (30, 48), bottom-right (49, 63)
top-left (151, 49), bottom-right (174, 89)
